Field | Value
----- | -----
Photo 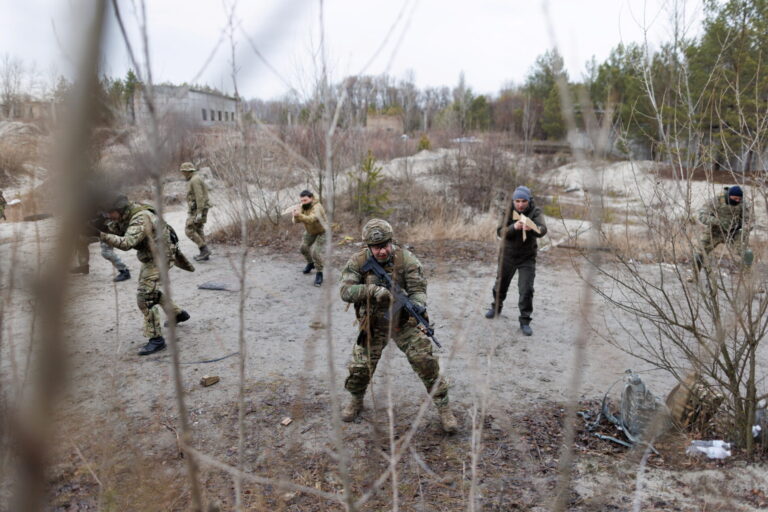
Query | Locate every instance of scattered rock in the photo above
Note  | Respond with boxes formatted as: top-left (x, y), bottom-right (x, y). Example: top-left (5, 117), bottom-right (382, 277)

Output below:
top-left (200, 375), bottom-right (220, 387)
top-left (198, 281), bottom-right (240, 292)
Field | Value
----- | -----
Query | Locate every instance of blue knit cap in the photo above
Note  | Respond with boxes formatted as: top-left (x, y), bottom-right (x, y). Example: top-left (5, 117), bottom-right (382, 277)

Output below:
top-left (512, 186), bottom-right (532, 201)
top-left (728, 185), bottom-right (743, 197)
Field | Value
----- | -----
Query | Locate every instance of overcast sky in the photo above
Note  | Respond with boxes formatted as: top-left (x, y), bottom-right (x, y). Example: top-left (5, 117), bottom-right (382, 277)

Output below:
top-left (1, 0), bottom-right (705, 100)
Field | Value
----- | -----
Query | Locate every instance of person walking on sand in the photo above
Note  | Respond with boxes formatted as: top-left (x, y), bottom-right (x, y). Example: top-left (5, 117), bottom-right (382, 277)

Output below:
top-left (180, 162), bottom-right (212, 261)
top-left (484, 186), bottom-right (548, 336)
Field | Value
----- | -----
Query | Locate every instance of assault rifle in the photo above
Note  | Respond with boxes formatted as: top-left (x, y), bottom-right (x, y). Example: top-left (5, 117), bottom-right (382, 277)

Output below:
top-left (360, 256), bottom-right (442, 349)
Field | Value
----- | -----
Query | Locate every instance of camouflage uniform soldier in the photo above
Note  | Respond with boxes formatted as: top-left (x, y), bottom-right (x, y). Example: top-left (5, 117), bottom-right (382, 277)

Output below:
top-left (692, 185), bottom-right (752, 277)
top-left (292, 190), bottom-right (327, 287)
top-left (339, 219), bottom-right (458, 433)
top-left (0, 190), bottom-right (6, 220)
top-left (99, 195), bottom-right (194, 355)
top-left (180, 162), bottom-right (212, 261)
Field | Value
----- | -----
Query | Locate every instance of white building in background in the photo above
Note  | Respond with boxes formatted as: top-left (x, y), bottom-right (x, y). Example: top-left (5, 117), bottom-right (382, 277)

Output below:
top-left (132, 85), bottom-right (238, 127)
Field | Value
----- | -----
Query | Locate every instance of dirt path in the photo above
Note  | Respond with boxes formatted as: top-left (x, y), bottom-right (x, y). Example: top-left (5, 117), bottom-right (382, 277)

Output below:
top-left (3, 212), bottom-right (766, 511)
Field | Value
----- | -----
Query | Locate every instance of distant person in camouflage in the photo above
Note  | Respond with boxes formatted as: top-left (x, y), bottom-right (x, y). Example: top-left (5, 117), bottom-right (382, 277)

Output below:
top-left (0, 190), bottom-right (6, 220)
top-left (692, 185), bottom-right (752, 278)
top-left (99, 195), bottom-right (194, 355)
top-left (180, 162), bottom-right (212, 261)
top-left (71, 213), bottom-right (131, 282)
top-left (339, 219), bottom-right (458, 433)
top-left (292, 190), bottom-right (327, 287)
top-left (485, 186), bottom-right (548, 336)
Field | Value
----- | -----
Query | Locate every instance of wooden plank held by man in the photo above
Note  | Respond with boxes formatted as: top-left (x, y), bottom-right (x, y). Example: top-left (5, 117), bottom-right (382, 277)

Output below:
top-left (512, 211), bottom-right (541, 242)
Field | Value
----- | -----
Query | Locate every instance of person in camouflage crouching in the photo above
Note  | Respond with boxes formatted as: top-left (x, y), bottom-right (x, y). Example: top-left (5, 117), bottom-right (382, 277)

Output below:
top-left (99, 195), bottom-right (195, 355)
top-left (691, 185), bottom-right (752, 280)
top-left (339, 218), bottom-right (458, 433)
top-left (180, 162), bottom-right (212, 261)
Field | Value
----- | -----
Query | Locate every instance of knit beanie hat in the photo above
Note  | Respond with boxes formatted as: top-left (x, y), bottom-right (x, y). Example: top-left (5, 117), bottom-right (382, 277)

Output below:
top-left (512, 186), bottom-right (532, 201)
top-left (728, 185), bottom-right (743, 197)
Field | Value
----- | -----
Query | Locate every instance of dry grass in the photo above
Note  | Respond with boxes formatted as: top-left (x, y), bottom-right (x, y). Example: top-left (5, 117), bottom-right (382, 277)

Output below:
top-left (403, 207), bottom-right (498, 243)
top-left (0, 139), bottom-right (36, 187)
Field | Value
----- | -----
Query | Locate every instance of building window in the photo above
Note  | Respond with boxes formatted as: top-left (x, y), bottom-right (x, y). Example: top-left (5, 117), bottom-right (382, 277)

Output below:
top-left (218, 111), bottom-right (222, 121)
top-left (202, 109), bottom-right (207, 121)
top-left (210, 109), bottom-right (214, 121)
top-left (224, 112), bottom-right (229, 121)
top-left (231, 111), bottom-right (235, 121)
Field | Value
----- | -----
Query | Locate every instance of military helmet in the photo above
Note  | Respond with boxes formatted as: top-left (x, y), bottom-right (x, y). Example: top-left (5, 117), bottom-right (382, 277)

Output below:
top-left (179, 162), bottom-right (197, 172)
top-left (103, 193), bottom-right (129, 212)
top-left (362, 219), bottom-right (393, 245)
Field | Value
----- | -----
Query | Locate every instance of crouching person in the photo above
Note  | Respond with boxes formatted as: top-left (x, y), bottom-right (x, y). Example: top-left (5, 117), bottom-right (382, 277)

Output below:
top-left (339, 219), bottom-right (458, 433)
top-left (99, 195), bottom-right (195, 355)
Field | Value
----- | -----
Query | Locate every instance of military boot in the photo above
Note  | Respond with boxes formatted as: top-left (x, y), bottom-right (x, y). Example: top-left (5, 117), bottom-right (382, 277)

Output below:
top-left (194, 245), bottom-right (211, 261)
top-left (302, 262), bottom-right (315, 274)
top-left (437, 404), bottom-right (458, 433)
top-left (520, 323), bottom-right (533, 336)
top-left (314, 271), bottom-right (323, 287)
top-left (165, 310), bottom-right (191, 327)
top-left (113, 269), bottom-right (130, 282)
top-left (69, 264), bottom-right (90, 275)
top-left (341, 394), bottom-right (364, 422)
top-left (138, 336), bottom-right (166, 356)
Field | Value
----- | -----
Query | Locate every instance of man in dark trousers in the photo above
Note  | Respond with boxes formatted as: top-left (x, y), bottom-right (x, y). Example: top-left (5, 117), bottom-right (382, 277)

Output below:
top-left (485, 186), bottom-right (547, 336)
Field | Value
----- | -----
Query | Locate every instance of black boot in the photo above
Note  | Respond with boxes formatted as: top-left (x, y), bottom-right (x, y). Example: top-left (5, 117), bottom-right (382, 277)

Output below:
top-left (520, 323), bottom-right (533, 336)
top-left (165, 310), bottom-right (190, 327)
top-left (70, 264), bottom-right (90, 275)
top-left (314, 271), bottom-right (323, 287)
top-left (113, 269), bottom-right (131, 282)
top-left (484, 304), bottom-right (501, 319)
top-left (194, 245), bottom-right (211, 261)
top-left (138, 336), bottom-right (166, 356)
top-left (302, 262), bottom-right (315, 274)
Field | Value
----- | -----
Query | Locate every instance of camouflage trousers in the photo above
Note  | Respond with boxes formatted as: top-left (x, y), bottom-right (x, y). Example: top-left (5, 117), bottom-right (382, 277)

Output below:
top-left (137, 261), bottom-right (182, 339)
top-left (694, 230), bottom-right (750, 271)
top-left (300, 232), bottom-right (326, 271)
top-left (76, 238), bottom-right (128, 271)
top-left (345, 315), bottom-right (449, 407)
top-left (185, 210), bottom-right (208, 248)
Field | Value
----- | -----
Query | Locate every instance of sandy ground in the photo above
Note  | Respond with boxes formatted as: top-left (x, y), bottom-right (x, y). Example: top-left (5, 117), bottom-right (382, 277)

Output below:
top-left (2, 203), bottom-right (767, 510)
top-left (1, 144), bottom-right (767, 509)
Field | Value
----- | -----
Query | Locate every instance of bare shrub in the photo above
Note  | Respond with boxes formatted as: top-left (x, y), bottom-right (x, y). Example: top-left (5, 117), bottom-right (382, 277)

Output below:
top-left (0, 139), bottom-right (35, 186)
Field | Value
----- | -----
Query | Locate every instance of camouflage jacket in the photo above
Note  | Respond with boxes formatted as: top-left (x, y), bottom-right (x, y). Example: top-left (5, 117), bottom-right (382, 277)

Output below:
top-left (186, 173), bottom-right (211, 217)
top-left (100, 203), bottom-right (174, 264)
top-left (340, 245), bottom-right (427, 321)
top-left (698, 191), bottom-right (750, 237)
top-left (497, 198), bottom-right (548, 259)
top-left (0, 191), bottom-right (6, 207)
top-left (292, 200), bottom-right (327, 235)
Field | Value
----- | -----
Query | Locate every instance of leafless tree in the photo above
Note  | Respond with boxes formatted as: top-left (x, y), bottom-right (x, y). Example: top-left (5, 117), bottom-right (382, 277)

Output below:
top-left (0, 54), bottom-right (24, 119)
